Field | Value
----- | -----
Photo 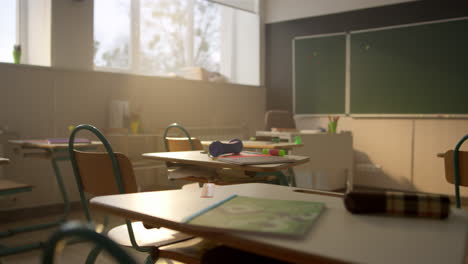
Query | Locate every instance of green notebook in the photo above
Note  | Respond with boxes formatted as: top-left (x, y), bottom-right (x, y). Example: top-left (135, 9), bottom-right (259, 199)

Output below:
top-left (184, 195), bottom-right (324, 237)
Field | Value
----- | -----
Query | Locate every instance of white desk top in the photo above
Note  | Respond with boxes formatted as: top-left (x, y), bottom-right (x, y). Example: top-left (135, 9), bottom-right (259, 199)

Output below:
top-left (90, 183), bottom-right (468, 264)
top-left (9, 139), bottom-right (101, 150)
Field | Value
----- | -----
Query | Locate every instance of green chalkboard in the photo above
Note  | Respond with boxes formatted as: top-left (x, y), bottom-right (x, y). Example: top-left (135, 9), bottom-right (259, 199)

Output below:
top-left (351, 18), bottom-right (468, 114)
top-left (294, 34), bottom-right (346, 115)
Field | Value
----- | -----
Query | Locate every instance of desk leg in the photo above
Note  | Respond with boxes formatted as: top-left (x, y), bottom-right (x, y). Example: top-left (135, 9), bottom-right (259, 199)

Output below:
top-left (287, 168), bottom-right (297, 187)
top-left (50, 153), bottom-right (71, 221)
top-left (346, 168), bottom-right (353, 193)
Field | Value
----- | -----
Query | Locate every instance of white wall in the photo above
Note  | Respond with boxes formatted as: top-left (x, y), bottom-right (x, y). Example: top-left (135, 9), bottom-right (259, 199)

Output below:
top-left (295, 117), bottom-right (468, 196)
top-left (0, 63), bottom-right (265, 209)
top-left (264, 0), bottom-right (418, 23)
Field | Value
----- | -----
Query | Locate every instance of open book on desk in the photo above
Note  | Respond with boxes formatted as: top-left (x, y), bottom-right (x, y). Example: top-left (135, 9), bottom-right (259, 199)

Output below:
top-left (183, 195), bottom-right (324, 237)
top-left (218, 153), bottom-right (297, 165)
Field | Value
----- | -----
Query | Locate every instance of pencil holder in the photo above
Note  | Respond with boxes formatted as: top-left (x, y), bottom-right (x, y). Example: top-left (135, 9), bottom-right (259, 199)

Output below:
top-left (328, 121), bottom-right (337, 134)
top-left (130, 121), bottom-right (140, 134)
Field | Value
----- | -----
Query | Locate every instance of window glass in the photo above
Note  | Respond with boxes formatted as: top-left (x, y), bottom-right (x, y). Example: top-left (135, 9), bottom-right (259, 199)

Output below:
top-left (139, 0), bottom-right (220, 75)
top-left (94, 0), bottom-right (131, 69)
top-left (94, 0), bottom-right (259, 85)
top-left (0, 0), bottom-right (17, 63)
top-left (140, 0), bottom-right (190, 75)
top-left (193, 0), bottom-right (221, 73)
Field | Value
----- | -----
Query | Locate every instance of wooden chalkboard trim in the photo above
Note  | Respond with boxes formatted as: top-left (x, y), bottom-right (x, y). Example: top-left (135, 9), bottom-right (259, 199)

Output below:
top-left (293, 32), bottom-right (346, 41)
top-left (345, 34), bottom-right (351, 114)
top-left (351, 114), bottom-right (468, 119)
top-left (295, 114), bottom-right (348, 118)
top-left (350, 16), bottom-right (468, 34)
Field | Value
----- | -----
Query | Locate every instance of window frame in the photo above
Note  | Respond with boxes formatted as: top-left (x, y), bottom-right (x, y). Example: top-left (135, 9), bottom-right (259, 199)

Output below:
top-left (18, 0), bottom-right (28, 63)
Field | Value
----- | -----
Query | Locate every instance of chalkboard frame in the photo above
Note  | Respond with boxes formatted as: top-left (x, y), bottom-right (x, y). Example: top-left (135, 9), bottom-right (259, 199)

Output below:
top-left (293, 32), bottom-right (348, 117)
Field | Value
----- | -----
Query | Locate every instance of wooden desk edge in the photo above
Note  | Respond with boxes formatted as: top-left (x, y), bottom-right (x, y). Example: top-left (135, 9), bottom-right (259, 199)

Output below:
top-left (9, 140), bottom-right (101, 150)
top-left (293, 188), bottom-right (345, 198)
top-left (0, 179), bottom-right (33, 192)
top-left (142, 154), bottom-right (310, 172)
top-left (89, 200), bottom-right (346, 264)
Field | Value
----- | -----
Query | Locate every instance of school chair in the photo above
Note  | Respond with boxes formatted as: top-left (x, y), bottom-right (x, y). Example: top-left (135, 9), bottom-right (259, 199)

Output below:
top-left (264, 110), bottom-right (296, 131)
top-left (163, 123), bottom-right (279, 185)
top-left (439, 135), bottom-right (468, 208)
top-left (163, 123), bottom-right (219, 184)
top-left (42, 222), bottom-right (137, 264)
top-left (69, 124), bottom-right (211, 264)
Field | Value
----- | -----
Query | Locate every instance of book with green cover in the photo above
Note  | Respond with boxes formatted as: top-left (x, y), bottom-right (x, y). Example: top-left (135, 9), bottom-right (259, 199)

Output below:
top-left (184, 195), bottom-right (324, 237)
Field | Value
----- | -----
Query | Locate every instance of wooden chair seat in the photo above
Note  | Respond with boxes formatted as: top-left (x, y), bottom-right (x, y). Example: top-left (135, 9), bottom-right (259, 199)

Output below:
top-left (441, 150), bottom-right (468, 186)
top-left (107, 222), bottom-right (193, 247)
top-left (166, 137), bottom-right (203, 152)
top-left (439, 135), bottom-right (468, 208)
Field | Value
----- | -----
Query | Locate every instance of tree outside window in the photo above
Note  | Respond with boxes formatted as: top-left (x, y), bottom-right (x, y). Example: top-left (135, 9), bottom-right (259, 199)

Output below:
top-left (95, 0), bottom-right (220, 76)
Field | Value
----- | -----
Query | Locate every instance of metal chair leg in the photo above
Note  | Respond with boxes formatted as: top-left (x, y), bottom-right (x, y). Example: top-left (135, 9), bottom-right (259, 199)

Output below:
top-left (85, 246), bottom-right (102, 264)
top-left (144, 254), bottom-right (155, 264)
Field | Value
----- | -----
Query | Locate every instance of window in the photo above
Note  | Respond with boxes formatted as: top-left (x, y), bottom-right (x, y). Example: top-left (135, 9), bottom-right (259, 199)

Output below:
top-left (94, 0), bottom-right (259, 86)
top-left (0, 0), bottom-right (51, 66)
top-left (94, 0), bottom-right (131, 69)
top-left (0, 0), bottom-right (18, 63)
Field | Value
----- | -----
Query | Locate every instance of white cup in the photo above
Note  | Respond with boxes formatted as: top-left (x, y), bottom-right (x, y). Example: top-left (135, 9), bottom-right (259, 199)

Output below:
top-left (201, 183), bottom-right (215, 198)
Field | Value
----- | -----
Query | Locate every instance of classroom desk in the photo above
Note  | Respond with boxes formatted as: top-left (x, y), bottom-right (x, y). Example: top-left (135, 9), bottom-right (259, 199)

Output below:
top-left (200, 141), bottom-right (304, 186)
top-left (90, 183), bottom-right (468, 264)
top-left (256, 131), bottom-right (354, 192)
top-left (201, 140), bottom-right (304, 187)
top-left (143, 151), bottom-right (309, 186)
top-left (0, 157), bottom-right (10, 165)
top-left (0, 179), bottom-right (33, 196)
top-left (143, 151), bottom-right (309, 173)
top-left (8, 140), bottom-right (101, 213)
top-left (0, 157), bottom-right (33, 196)
top-left (1, 140), bottom-right (100, 256)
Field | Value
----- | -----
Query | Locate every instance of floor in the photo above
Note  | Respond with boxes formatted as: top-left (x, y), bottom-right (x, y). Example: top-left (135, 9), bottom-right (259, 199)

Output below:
top-left (0, 210), bottom-right (181, 264)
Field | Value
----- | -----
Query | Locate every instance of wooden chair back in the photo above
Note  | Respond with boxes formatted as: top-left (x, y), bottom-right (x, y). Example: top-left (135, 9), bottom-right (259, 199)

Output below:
top-left (440, 135), bottom-right (468, 208)
top-left (163, 123), bottom-right (202, 152)
top-left (74, 151), bottom-right (138, 196)
top-left (443, 150), bottom-right (468, 187)
top-left (264, 110), bottom-right (296, 131)
top-left (166, 137), bottom-right (203, 152)
top-left (69, 124), bottom-right (140, 222)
